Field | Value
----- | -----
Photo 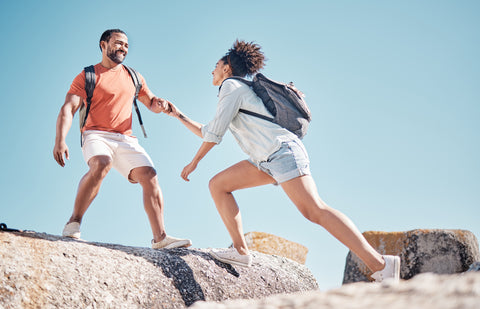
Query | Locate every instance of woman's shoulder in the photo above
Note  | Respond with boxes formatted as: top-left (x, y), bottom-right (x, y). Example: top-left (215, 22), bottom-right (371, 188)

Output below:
top-left (220, 78), bottom-right (251, 95)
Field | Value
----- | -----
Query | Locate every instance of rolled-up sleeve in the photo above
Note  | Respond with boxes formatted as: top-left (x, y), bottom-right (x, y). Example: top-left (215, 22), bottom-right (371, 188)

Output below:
top-left (202, 81), bottom-right (244, 144)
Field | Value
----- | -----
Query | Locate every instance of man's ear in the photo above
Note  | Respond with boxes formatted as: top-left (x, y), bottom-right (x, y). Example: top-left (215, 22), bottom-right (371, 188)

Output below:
top-left (100, 40), bottom-right (107, 52)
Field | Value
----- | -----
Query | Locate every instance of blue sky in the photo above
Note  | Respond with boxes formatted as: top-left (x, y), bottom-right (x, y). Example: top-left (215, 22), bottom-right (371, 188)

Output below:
top-left (1, 1), bottom-right (478, 290)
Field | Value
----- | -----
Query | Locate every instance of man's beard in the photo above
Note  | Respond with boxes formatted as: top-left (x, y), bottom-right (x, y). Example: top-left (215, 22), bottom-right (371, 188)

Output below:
top-left (107, 47), bottom-right (125, 64)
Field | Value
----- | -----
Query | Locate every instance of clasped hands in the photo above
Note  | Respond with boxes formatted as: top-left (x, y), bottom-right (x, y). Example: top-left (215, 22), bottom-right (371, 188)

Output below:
top-left (152, 97), bottom-right (179, 117)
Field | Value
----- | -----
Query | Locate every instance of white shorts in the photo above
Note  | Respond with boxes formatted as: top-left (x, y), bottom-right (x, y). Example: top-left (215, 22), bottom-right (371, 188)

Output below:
top-left (82, 130), bottom-right (155, 183)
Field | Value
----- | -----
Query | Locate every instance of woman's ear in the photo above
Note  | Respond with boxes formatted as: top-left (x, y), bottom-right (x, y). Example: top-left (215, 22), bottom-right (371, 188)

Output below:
top-left (224, 64), bottom-right (233, 75)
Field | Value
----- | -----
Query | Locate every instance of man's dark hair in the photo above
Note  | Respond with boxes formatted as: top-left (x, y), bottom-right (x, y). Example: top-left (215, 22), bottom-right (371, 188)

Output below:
top-left (221, 40), bottom-right (265, 77)
top-left (99, 29), bottom-right (127, 51)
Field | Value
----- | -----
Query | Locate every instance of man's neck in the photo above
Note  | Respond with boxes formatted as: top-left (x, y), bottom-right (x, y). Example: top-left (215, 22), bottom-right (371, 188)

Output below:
top-left (100, 58), bottom-right (122, 70)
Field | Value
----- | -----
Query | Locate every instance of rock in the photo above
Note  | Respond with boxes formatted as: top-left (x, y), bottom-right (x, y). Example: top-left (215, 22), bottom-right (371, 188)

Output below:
top-left (0, 231), bottom-right (318, 309)
top-left (243, 231), bottom-right (308, 264)
top-left (343, 229), bottom-right (480, 283)
top-left (468, 261), bottom-right (480, 272)
top-left (190, 272), bottom-right (480, 309)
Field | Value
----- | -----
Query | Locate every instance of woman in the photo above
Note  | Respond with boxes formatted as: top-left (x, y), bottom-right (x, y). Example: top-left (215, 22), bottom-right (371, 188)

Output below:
top-left (164, 40), bottom-right (400, 282)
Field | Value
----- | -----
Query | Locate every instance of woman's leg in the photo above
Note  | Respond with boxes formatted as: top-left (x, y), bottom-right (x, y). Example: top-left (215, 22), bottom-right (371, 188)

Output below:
top-left (280, 175), bottom-right (385, 273)
top-left (209, 160), bottom-right (275, 255)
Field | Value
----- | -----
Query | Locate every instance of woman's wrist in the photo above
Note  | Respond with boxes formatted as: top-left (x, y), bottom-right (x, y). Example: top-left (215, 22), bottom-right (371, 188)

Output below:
top-left (177, 112), bottom-right (188, 121)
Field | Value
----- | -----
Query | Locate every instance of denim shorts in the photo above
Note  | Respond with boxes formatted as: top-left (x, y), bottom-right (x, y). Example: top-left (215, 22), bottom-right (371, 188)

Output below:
top-left (250, 140), bottom-right (311, 184)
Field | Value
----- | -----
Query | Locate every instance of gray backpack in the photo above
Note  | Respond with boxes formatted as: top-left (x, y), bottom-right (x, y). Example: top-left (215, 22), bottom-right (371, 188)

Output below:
top-left (79, 64), bottom-right (147, 145)
top-left (225, 73), bottom-right (311, 139)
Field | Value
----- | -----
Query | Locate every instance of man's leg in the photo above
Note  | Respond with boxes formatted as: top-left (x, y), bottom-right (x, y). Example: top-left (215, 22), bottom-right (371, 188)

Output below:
top-left (129, 166), bottom-right (191, 249)
top-left (67, 155), bottom-right (112, 224)
top-left (129, 166), bottom-right (166, 242)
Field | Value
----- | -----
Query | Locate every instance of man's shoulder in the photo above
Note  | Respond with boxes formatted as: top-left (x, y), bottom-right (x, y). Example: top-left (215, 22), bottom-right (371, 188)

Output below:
top-left (122, 65), bottom-right (144, 78)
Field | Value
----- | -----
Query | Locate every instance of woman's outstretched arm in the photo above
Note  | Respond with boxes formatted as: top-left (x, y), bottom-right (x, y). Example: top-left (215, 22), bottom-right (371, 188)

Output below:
top-left (164, 101), bottom-right (203, 138)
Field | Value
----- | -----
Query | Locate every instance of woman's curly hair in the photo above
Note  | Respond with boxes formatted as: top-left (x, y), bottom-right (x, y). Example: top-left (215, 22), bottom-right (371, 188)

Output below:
top-left (221, 40), bottom-right (265, 77)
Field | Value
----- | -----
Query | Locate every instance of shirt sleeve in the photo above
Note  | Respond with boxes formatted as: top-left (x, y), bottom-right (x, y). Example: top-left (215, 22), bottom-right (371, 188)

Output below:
top-left (202, 80), bottom-right (245, 144)
top-left (137, 73), bottom-right (152, 98)
top-left (67, 70), bottom-right (87, 100)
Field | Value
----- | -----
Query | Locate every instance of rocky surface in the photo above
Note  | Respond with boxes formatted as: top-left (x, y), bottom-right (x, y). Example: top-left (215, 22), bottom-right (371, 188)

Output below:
top-left (343, 229), bottom-right (480, 283)
top-left (469, 261), bottom-right (480, 272)
top-left (0, 231), bottom-right (318, 309)
top-left (191, 271), bottom-right (480, 309)
top-left (243, 231), bottom-right (308, 264)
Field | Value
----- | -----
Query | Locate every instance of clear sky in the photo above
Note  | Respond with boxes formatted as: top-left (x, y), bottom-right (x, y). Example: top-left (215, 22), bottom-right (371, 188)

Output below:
top-left (1, 0), bottom-right (478, 290)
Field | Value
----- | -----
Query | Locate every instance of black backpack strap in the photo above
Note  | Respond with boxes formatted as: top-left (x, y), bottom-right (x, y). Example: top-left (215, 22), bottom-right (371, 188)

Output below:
top-left (219, 76), bottom-right (252, 92)
top-left (82, 65), bottom-right (95, 129)
top-left (238, 108), bottom-right (274, 122)
top-left (123, 65), bottom-right (142, 98)
top-left (222, 77), bottom-right (274, 123)
top-left (80, 65), bottom-right (96, 146)
top-left (124, 65), bottom-right (147, 138)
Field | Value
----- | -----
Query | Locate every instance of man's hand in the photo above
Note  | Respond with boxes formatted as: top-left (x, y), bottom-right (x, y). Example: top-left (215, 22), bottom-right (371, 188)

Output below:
top-left (150, 97), bottom-right (170, 113)
top-left (53, 141), bottom-right (69, 167)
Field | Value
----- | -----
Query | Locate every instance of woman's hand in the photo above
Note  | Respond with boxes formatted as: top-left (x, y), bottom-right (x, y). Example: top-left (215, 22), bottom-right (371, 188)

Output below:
top-left (164, 101), bottom-right (182, 118)
top-left (181, 161), bottom-right (198, 181)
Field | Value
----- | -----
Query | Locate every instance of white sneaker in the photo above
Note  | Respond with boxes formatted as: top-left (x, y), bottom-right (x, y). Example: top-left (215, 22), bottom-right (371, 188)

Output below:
top-left (371, 255), bottom-right (401, 283)
top-left (152, 235), bottom-right (192, 249)
top-left (209, 248), bottom-right (252, 267)
top-left (62, 222), bottom-right (81, 239)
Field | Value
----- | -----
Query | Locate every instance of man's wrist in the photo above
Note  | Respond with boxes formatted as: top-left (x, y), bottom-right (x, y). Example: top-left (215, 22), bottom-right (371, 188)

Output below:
top-left (150, 97), bottom-right (156, 107)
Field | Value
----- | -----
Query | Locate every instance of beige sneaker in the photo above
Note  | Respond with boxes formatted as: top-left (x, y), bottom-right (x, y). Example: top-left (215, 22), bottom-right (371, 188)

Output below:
top-left (371, 255), bottom-right (401, 283)
top-left (152, 235), bottom-right (192, 249)
top-left (209, 248), bottom-right (252, 267)
top-left (62, 222), bottom-right (81, 239)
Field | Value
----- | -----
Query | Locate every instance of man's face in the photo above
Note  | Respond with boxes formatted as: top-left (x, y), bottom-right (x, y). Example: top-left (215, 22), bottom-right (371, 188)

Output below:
top-left (104, 32), bottom-right (129, 64)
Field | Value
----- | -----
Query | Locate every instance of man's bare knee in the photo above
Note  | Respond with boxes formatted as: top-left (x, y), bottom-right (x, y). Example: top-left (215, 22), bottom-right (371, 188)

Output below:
top-left (130, 166), bottom-right (158, 185)
top-left (88, 156), bottom-right (112, 179)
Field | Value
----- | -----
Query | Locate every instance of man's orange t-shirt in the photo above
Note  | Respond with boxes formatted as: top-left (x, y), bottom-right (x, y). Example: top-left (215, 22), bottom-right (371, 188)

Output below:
top-left (68, 63), bottom-right (151, 136)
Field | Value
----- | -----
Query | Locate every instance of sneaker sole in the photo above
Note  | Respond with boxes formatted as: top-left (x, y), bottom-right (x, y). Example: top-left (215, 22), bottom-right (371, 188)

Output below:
top-left (393, 256), bottom-right (401, 281)
top-left (162, 240), bottom-right (192, 249)
top-left (209, 251), bottom-right (251, 267)
top-left (62, 233), bottom-right (81, 239)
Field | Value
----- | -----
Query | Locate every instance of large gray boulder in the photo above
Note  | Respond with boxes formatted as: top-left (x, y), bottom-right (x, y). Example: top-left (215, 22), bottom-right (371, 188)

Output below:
top-left (343, 229), bottom-right (480, 283)
top-left (0, 231), bottom-right (318, 308)
top-left (191, 272), bottom-right (480, 309)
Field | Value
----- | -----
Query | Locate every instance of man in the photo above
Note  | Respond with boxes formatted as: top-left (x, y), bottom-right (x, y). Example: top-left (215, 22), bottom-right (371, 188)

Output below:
top-left (53, 29), bottom-right (191, 249)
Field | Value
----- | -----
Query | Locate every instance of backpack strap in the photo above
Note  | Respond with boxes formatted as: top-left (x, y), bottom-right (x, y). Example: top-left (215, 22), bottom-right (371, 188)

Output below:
top-left (123, 65), bottom-right (147, 138)
top-left (221, 76), bottom-right (275, 123)
top-left (220, 76), bottom-right (253, 89)
top-left (79, 65), bottom-right (96, 146)
top-left (82, 65), bottom-right (95, 129)
top-left (238, 108), bottom-right (274, 122)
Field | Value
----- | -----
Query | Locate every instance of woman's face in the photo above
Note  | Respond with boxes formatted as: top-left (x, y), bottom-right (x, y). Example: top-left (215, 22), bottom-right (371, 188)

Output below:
top-left (212, 60), bottom-right (232, 86)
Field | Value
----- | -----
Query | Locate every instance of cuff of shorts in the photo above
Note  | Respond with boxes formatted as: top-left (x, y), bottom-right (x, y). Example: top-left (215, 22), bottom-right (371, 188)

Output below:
top-left (276, 167), bottom-right (311, 184)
